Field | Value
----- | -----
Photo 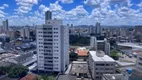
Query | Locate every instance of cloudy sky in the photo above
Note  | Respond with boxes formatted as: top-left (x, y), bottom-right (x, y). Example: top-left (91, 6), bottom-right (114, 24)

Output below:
top-left (0, 0), bottom-right (142, 26)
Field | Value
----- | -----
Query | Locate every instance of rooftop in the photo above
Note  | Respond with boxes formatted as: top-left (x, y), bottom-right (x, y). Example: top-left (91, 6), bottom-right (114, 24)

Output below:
top-left (97, 40), bottom-right (105, 43)
top-left (77, 50), bottom-right (88, 56)
top-left (89, 51), bottom-right (115, 62)
top-left (20, 73), bottom-right (40, 80)
top-left (57, 75), bottom-right (76, 80)
top-left (103, 74), bottom-right (123, 80)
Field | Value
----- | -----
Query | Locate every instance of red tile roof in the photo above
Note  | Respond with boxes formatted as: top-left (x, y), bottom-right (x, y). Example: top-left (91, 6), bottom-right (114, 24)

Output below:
top-left (20, 73), bottom-right (40, 80)
top-left (77, 50), bottom-right (88, 56)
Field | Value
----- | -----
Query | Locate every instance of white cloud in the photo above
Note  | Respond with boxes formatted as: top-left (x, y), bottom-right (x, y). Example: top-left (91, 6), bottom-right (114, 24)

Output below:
top-left (1, 0), bottom-right (142, 26)
top-left (0, 7), bottom-right (5, 10)
top-left (0, 14), bottom-right (5, 18)
top-left (0, 4), bottom-right (9, 10)
top-left (3, 4), bottom-right (9, 8)
top-left (67, 5), bottom-right (88, 18)
top-left (137, 2), bottom-right (142, 9)
top-left (84, 0), bottom-right (100, 8)
top-left (58, 0), bottom-right (73, 4)
top-left (15, 0), bottom-right (38, 14)
top-left (49, 1), bottom-right (63, 12)
top-left (0, 4), bottom-right (9, 18)
top-left (39, 5), bottom-right (49, 12)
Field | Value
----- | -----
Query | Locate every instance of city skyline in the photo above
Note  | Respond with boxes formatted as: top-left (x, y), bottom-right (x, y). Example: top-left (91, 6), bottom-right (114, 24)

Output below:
top-left (0, 0), bottom-right (142, 26)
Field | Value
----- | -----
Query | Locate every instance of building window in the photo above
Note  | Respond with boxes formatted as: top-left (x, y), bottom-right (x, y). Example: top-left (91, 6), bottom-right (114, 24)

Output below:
top-left (54, 39), bottom-right (58, 41)
top-left (48, 61), bottom-right (53, 63)
top-left (54, 46), bottom-right (58, 48)
top-left (54, 35), bottom-right (58, 37)
top-left (48, 22), bottom-right (50, 24)
top-left (44, 57), bottom-right (53, 59)
top-left (54, 28), bottom-right (58, 30)
top-left (47, 28), bottom-right (52, 30)
top-left (139, 57), bottom-right (142, 61)
top-left (96, 64), bottom-right (105, 66)
top-left (48, 32), bottom-right (52, 34)
top-left (139, 62), bottom-right (142, 65)
top-left (43, 28), bottom-right (47, 30)
top-left (54, 32), bottom-right (58, 34)
top-left (39, 56), bottom-right (43, 58)
top-left (44, 43), bottom-right (52, 45)
top-left (54, 57), bottom-right (58, 59)
top-left (106, 64), bottom-right (110, 66)
top-left (54, 50), bottom-right (58, 52)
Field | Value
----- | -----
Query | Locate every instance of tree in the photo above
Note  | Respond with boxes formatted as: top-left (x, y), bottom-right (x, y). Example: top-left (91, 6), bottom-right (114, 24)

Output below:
top-left (8, 64), bottom-right (29, 78)
top-left (0, 65), bottom-right (14, 75)
top-left (35, 75), bottom-right (54, 80)
top-left (110, 50), bottom-right (120, 60)
top-left (70, 52), bottom-right (78, 61)
top-left (69, 35), bottom-right (90, 46)
top-left (0, 66), bottom-right (8, 75)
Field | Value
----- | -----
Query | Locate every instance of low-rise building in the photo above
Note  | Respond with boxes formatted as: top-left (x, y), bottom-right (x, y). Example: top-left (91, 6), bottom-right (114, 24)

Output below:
top-left (76, 47), bottom-right (88, 61)
top-left (8, 52), bottom-right (37, 70)
top-left (136, 53), bottom-right (142, 73)
top-left (102, 74), bottom-right (123, 80)
top-left (88, 51), bottom-right (116, 80)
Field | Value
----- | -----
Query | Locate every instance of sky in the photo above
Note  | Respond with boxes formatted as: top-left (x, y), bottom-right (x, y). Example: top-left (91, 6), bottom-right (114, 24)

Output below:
top-left (0, 0), bottom-right (142, 26)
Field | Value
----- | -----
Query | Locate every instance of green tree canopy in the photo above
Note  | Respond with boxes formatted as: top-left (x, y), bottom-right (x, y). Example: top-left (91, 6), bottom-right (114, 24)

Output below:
top-left (0, 65), bottom-right (15, 75)
top-left (70, 52), bottom-right (78, 61)
top-left (35, 75), bottom-right (54, 80)
top-left (110, 50), bottom-right (120, 60)
top-left (8, 64), bottom-right (29, 78)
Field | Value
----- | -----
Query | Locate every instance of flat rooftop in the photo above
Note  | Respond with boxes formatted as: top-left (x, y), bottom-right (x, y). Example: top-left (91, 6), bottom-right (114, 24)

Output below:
top-left (89, 51), bottom-right (115, 62)
top-left (57, 75), bottom-right (76, 80)
top-left (69, 61), bottom-right (91, 80)
top-left (103, 74), bottom-right (123, 80)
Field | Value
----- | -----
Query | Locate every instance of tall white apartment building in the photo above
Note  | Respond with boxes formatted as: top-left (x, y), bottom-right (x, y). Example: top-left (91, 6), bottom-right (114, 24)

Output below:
top-left (89, 51), bottom-right (116, 80)
top-left (95, 22), bottom-right (102, 35)
top-left (2, 19), bottom-right (9, 33)
top-left (36, 11), bottom-right (69, 72)
top-left (88, 25), bottom-right (95, 35)
top-left (136, 53), bottom-right (142, 73)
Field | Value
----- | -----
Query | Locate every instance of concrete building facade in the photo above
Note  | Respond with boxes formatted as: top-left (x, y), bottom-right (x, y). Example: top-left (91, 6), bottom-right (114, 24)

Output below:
top-left (36, 11), bottom-right (69, 72)
top-left (95, 22), bottom-right (102, 35)
top-left (90, 37), bottom-right (110, 55)
top-left (136, 53), bottom-right (142, 73)
top-left (2, 19), bottom-right (9, 32)
top-left (89, 51), bottom-right (116, 80)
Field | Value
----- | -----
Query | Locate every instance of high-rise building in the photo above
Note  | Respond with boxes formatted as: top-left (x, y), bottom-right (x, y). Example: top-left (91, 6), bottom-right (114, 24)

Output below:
top-left (88, 25), bottom-right (95, 35)
top-left (45, 11), bottom-right (52, 23)
top-left (90, 36), bottom-right (97, 50)
top-left (95, 22), bottom-right (102, 35)
top-left (90, 36), bottom-right (110, 55)
top-left (89, 51), bottom-right (116, 80)
top-left (37, 11), bottom-right (69, 73)
top-left (2, 19), bottom-right (9, 32)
